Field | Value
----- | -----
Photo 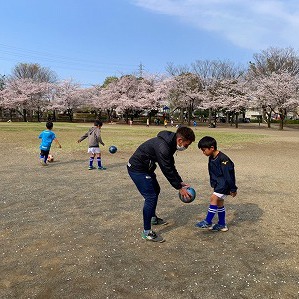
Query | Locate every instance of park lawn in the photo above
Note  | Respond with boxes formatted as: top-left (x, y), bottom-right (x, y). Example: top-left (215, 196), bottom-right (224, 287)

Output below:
top-left (0, 122), bottom-right (268, 155)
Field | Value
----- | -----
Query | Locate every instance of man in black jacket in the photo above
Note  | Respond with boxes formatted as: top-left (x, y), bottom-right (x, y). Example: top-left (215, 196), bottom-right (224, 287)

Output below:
top-left (127, 126), bottom-right (196, 242)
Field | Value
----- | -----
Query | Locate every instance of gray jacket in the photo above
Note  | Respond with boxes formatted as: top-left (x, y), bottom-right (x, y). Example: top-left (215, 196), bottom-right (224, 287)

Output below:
top-left (78, 127), bottom-right (104, 147)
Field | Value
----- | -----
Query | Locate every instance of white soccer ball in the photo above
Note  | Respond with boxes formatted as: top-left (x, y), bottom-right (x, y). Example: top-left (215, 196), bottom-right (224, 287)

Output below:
top-left (47, 154), bottom-right (54, 162)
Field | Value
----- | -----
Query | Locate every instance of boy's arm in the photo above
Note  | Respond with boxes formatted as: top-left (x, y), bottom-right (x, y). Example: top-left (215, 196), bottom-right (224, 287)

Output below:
top-left (98, 135), bottom-right (105, 146)
top-left (221, 160), bottom-right (237, 193)
top-left (77, 131), bottom-right (88, 143)
top-left (54, 138), bottom-right (62, 148)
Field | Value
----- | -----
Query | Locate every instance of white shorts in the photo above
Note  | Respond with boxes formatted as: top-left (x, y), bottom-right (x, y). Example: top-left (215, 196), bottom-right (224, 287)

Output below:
top-left (88, 147), bottom-right (101, 154)
top-left (213, 192), bottom-right (227, 200)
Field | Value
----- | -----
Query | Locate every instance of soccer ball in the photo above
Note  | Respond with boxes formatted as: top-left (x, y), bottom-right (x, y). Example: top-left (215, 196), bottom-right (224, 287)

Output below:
top-left (179, 187), bottom-right (196, 203)
top-left (47, 154), bottom-right (54, 162)
top-left (109, 145), bottom-right (117, 154)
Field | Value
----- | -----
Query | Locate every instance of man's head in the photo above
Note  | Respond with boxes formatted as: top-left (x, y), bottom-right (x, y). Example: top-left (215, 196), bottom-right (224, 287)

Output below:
top-left (94, 120), bottom-right (103, 127)
top-left (46, 121), bottom-right (53, 130)
top-left (176, 126), bottom-right (195, 151)
top-left (198, 136), bottom-right (217, 156)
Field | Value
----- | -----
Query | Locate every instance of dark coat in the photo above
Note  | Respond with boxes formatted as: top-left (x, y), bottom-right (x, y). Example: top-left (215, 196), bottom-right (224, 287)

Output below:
top-left (208, 151), bottom-right (238, 194)
top-left (128, 131), bottom-right (183, 189)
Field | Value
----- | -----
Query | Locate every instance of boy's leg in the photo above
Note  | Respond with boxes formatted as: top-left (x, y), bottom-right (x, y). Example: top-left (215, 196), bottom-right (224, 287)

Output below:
top-left (89, 154), bottom-right (95, 169)
top-left (211, 196), bottom-right (228, 232)
top-left (217, 200), bottom-right (226, 226)
top-left (196, 194), bottom-right (218, 228)
top-left (40, 150), bottom-right (49, 165)
top-left (97, 153), bottom-right (106, 170)
top-left (205, 194), bottom-right (218, 223)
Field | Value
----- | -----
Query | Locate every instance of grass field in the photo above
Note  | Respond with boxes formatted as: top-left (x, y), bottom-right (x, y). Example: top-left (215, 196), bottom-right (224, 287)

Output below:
top-left (0, 122), bottom-right (298, 299)
top-left (0, 121), bottom-right (268, 154)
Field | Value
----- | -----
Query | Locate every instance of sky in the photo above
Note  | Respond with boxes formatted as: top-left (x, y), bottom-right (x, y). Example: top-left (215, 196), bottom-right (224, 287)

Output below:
top-left (1, 0), bottom-right (299, 86)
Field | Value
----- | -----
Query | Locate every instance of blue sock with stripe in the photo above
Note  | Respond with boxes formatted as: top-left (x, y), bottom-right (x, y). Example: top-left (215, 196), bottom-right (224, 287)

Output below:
top-left (218, 206), bottom-right (226, 225)
top-left (205, 205), bottom-right (218, 224)
top-left (89, 157), bottom-right (94, 167)
top-left (97, 157), bottom-right (102, 168)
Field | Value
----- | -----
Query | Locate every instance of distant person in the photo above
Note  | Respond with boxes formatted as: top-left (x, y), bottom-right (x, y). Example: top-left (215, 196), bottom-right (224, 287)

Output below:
top-left (127, 126), bottom-right (196, 242)
top-left (38, 121), bottom-right (61, 166)
top-left (196, 136), bottom-right (237, 232)
top-left (77, 120), bottom-right (106, 170)
top-left (146, 118), bottom-right (150, 127)
top-left (164, 119), bottom-right (168, 128)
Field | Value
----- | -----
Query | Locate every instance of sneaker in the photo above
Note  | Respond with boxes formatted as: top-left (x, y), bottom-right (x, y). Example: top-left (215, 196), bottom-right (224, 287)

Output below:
top-left (98, 166), bottom-right (107, 170)
top-left (211, 223), bottom-right (229, 232)
top-left (41, 161), bottom-right (48, 166)
top-left (195, 220), bottom-right (212, 229)
top-left (88, 166), bottom-right (96, 170)
top-left (141, 230), bottom-right (165, 243)
top-left (151, 216), bottom-right (168, 225)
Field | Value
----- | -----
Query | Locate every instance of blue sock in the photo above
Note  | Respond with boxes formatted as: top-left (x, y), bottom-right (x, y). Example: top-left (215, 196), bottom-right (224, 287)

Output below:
top-left (205, 205), bottom-right (218, 224)
top-left (97, 157), bottom-right (102, 168)
top-left (218, 206), bottom-right (226, 226)
top-left (89, 157), bottom-right (94, 167)
top-left (143, 229), bottom-right (150, 235)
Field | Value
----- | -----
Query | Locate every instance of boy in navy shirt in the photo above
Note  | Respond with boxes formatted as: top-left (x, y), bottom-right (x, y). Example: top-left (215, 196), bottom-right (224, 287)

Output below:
top-left (196, 136), bottom-right (237, 232)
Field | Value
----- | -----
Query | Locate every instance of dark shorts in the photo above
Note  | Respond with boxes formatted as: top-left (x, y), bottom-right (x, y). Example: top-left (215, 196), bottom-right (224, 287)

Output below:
top-left (40, 150), bottom-right (50, 156)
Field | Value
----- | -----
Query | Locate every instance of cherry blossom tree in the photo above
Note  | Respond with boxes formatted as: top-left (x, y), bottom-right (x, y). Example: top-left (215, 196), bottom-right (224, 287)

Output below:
top-left (51, 80), bottom-right (82, 122)
top-left (101, 75), bottom-right (161, 124)
top-left (167, 73), bottom-right (203, 125)
top-left (0, 78), bottom-right (52, 122)
top-left (250, 72), bottom-right (299, 130)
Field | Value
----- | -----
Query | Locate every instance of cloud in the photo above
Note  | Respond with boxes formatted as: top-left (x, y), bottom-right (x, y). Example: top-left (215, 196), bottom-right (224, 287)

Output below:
top-left (132, 0), bottom-right (299, 50)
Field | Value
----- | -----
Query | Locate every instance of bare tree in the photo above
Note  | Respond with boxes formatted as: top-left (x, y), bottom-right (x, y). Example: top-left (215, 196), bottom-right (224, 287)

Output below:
top-left (11, 63), bottom-right (57, 83)
top-left (249, 47), bottom-right (299, 77)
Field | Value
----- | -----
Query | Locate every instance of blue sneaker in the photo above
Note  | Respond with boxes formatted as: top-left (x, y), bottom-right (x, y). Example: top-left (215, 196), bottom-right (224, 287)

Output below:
top-left (195, 220), bottom-right (212, 229)
top-left (211, 223), bottom-right (229, 232)
top-left (98, 166), bottom-right (107, 170)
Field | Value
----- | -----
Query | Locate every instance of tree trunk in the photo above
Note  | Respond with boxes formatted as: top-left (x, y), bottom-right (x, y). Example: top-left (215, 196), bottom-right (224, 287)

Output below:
top-left (23, 108), bottom-right (27, 122)
top-left (279, 111), bottom-right (285, 130)
top-left (67, 109), bottom-right (73, 122)
top-left (235, 112), bottom-right (239, 128)
top-left (37, 107), bottom-right (41, 122)
top-left (208, 108), bottom-right (212, 126)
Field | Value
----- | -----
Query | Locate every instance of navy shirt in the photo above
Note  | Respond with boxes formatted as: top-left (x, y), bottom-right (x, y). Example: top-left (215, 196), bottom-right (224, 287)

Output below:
top-left (208, 151), bottom-right (237, 194)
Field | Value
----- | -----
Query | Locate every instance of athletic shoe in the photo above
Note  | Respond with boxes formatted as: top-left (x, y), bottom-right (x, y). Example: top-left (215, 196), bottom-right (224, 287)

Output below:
top-left (141, 230), bottom-right (165, 243)
top-left (195, 220), bottom-right (212, 229)
top-left (98, 166), bottom-right (107, 170)
top-left (88, 166), bottom-right (96, 170)
top-left (41, 161), bottom-right (48, 166)
top-left (211, 223), bottom-right (229, 232)
top-left (151, 216), bottom-right (168, 225)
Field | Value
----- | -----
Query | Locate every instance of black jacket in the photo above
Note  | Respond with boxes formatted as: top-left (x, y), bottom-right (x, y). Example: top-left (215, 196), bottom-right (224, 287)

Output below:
top-left (128, 131), bottom-right (183, 189)
top-left (208, 151), bottom-right (238, 194)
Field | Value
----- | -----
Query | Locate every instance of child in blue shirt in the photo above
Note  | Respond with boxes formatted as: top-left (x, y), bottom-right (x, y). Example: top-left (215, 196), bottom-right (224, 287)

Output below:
top-left (39, 122), bottom-right (61, 166)
top-left (196, 136), bottom-right (237, 232)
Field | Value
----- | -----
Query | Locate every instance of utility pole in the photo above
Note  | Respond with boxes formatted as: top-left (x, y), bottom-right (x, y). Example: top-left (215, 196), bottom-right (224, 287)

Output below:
top-left (139, 63), bottom-right (144, 78)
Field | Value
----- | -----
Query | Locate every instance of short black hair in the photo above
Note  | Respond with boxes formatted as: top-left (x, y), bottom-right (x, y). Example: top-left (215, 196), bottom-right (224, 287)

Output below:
top-left (46, 121), bottom-right (53, 130)
top-left (176, 126), bottom-right (195, 142)
top-left (94, 120), bottom-right (103, 127)
top-left (198, 136), bottom-right (217, 150)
